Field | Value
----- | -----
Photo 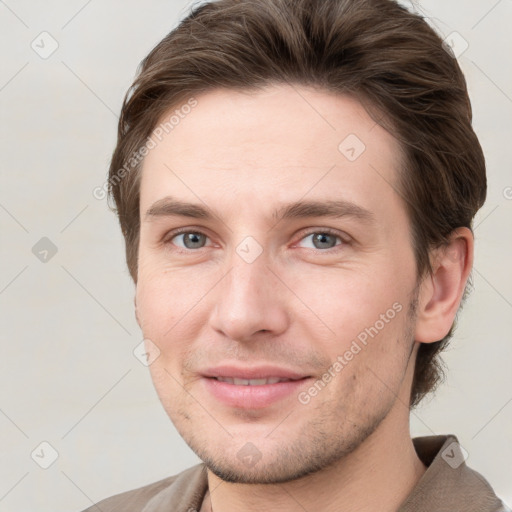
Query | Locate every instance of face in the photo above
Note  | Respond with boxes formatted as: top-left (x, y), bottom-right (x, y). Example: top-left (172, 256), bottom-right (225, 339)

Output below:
top-left (136, 84), bottom-right (420, 484)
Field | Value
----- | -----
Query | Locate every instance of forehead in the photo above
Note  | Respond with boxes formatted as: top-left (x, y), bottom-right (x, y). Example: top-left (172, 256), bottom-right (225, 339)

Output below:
top-left (139, 84), bottom-right (405, 224)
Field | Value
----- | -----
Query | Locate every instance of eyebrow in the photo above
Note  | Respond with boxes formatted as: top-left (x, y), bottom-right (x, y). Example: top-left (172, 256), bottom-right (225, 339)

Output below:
top-left (144, 196), bottom-right (375, 225)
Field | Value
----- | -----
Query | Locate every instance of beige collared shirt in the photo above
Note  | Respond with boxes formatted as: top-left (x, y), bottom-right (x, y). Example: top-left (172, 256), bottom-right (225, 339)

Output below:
top-left (81, 435), bottom-right (510, 512)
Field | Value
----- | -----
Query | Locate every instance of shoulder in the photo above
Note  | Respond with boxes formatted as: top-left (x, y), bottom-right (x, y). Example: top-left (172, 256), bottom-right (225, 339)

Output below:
top-left (79, 463), bottom-right (207, 512)
top-left (79, 475), bottom-right (178, 512)
top-left (406, 435), bottom-right (510, 512)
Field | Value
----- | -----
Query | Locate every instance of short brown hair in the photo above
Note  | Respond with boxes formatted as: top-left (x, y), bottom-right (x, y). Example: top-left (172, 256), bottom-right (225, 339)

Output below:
top-left (107, 0), bottom-right (486, 407)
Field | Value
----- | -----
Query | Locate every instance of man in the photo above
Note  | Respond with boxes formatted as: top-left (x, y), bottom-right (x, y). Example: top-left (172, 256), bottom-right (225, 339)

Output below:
top-left (85, 0), bottom-right (509, 510)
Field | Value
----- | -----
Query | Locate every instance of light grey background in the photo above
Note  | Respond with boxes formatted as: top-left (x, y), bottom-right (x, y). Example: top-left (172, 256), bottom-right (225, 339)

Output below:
top-left (0, 1), bottom-right (511, 511)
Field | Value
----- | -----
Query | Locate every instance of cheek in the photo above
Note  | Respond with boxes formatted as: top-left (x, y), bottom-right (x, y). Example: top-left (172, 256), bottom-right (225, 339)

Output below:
top-left (290, 264), bottom-right (408, 344)
top-left (135, 265), bottom-right (216, 370)
top-left (136, 277), bottom-right (171, 333)
top-left (135, 276), bottom-right (187, 351)
top-left (320, 312), bottom-right (412, 419)
top-left (136, 255), bottom-right (199, 328)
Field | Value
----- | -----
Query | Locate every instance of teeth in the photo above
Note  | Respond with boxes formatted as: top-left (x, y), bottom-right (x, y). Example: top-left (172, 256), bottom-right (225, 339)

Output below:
top-left (216, 377), bottom-right (289, 385)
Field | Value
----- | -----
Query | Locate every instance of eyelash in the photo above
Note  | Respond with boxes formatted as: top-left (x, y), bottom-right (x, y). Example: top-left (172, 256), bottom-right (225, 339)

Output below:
top-left (163, 227), bottom-right (349, 254)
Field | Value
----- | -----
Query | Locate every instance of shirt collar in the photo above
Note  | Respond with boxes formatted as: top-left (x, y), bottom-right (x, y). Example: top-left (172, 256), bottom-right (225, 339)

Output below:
top-left (141, 434), bottom-right (506, 512)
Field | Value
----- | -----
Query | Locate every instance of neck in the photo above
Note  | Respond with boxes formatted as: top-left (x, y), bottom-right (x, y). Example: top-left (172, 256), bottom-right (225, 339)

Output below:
top-left (202, 404), bottom-right (426, 512)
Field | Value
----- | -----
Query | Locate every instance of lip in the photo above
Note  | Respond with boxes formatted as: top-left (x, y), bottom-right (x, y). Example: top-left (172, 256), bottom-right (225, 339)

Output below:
top-left (201, 365), bottom-right (307, 381)
top-left (201, 365), bottom-right (312, 409)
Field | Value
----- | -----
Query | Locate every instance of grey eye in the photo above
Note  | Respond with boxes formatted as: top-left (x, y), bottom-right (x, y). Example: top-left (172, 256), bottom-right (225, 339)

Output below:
top-left (300, 233), bottom-right (341, 250)
top-left (173, 232), bottom-right (208, 249)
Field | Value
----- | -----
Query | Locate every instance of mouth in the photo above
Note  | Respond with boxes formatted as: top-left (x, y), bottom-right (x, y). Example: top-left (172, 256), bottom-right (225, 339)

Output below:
top-left (201, 365), bottom-right (312, 409)
top-left (213, 377), bottom-right (301, 385)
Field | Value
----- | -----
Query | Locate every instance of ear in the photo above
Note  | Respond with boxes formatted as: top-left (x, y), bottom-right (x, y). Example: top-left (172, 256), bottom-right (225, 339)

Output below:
top-left (134, 294), bottom-right (141, 328)
top-left (414, 227), bottom-right (474, 343)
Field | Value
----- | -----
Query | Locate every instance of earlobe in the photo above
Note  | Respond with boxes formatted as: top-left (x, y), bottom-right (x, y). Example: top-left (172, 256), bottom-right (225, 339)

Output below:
top-left (414, 227), bottom-right (474, 343)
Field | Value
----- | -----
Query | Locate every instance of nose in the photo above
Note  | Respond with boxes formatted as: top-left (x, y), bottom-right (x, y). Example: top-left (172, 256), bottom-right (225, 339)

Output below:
top-left (208, 250), bottom-right (290, 343)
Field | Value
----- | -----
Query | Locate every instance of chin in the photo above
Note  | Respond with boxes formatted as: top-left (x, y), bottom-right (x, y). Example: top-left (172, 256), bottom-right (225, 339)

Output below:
top-left (184, 420), bottom-right (377, 485)
top-left (202, 455), bottom-right (331, 485)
